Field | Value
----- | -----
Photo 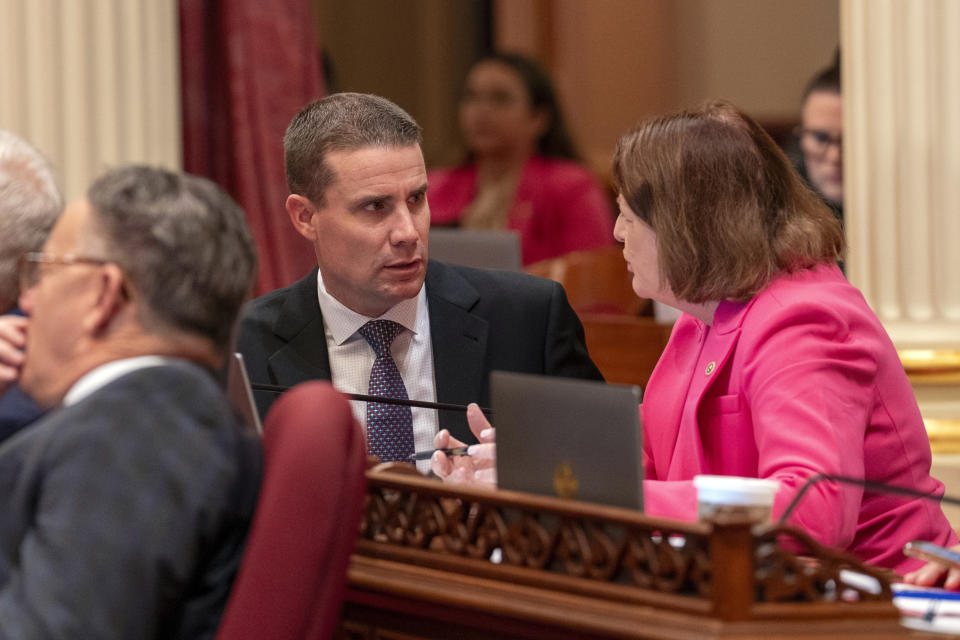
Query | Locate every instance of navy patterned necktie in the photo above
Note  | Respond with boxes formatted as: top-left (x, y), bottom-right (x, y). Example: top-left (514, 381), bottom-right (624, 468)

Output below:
top-left (357, 320), bottom-right (415, 462)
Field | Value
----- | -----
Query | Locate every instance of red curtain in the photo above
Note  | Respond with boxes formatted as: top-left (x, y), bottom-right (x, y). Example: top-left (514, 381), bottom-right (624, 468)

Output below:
top-left (180, 0), bottom-right (323, 295)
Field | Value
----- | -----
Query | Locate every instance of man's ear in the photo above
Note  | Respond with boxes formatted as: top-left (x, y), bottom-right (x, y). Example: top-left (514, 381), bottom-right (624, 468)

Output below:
top-left (83, 264), bottom-right (128, 334)
top-left (286, 194), bottom-right (320, 241)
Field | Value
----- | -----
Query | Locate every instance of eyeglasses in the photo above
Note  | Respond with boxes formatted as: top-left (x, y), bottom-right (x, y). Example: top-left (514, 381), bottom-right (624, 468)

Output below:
top-left (795, 127), bottom-right (842, 157)
top-left (18, 252), bottom-right (110, 292)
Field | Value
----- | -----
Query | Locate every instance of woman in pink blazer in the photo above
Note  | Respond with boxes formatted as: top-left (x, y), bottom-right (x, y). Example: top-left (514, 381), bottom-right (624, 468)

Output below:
top-left (428, 53), bottom-right (613, 265)
top-left (610, 101), bottom-right (957, 576)
top-left (434, 100), bottom-right (956, 578)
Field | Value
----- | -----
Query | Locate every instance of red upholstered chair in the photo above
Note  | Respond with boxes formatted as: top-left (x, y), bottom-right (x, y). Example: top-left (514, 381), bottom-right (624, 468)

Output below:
top-left (215, 381), bottom-right (366, 640)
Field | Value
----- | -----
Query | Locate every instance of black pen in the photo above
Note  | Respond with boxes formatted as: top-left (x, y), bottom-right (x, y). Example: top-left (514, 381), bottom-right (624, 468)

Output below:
top-left (406, 446), bottom-right (471, 462)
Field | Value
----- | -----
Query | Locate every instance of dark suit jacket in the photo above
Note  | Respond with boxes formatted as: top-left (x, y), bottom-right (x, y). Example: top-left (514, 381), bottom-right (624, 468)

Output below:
top-left (0, 360), bottom-right (261, 640)
top-left (0, 385), bottom-right (44, 443)
top-left (237, 260), bottom-right (603, 443)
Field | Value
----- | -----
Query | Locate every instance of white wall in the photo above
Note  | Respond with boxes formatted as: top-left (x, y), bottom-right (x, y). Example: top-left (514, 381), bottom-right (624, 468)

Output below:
top-left (0, 0), bottom-right (181, 202)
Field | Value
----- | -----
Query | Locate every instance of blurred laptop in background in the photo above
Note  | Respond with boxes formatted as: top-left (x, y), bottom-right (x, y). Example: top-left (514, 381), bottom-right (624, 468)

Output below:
top-left (428, 229), bottom-right (522, 272)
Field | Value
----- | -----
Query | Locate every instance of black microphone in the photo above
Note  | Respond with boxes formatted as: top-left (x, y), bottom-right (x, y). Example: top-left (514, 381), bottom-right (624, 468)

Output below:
top-left (250, 382), bottom-right (493, 415)
top-left (777, 472), bottom-right (960, 527)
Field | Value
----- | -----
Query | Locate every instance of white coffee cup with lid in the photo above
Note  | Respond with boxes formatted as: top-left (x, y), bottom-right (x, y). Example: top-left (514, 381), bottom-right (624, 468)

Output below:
top-left (693, 475), bottom-right (780, 524)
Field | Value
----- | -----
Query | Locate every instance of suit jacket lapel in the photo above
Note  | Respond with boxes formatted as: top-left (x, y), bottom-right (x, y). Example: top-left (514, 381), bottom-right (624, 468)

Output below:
top-left (425, 262), bottom-right (489, 442)
top-left (267, 269), bottom-right (333, 387)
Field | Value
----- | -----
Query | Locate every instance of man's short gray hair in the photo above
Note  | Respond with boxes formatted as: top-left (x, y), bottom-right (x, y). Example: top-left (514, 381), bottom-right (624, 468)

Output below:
top-left (0, 131), bottom-right (62, 312)
top-left (284, 92), bottom-right (422, 205)
top-left (87, 166), bottom-right (258, 353)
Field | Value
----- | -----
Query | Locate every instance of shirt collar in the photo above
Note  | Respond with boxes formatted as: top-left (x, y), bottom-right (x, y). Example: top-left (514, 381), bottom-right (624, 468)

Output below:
top-left (316, 271), bottom-right (424, 345)
top-left (63, 355), bottom-right (181, 406)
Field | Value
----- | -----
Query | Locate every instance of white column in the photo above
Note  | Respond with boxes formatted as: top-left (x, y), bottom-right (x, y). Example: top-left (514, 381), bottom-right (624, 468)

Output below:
top-left (842, 0), bottom-right (960, 446)
top-left (0, 0), bottom-right (181, 202)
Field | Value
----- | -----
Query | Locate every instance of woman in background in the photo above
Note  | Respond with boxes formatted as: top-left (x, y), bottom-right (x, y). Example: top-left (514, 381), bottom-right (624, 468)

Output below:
top-left (428, 53), bottom-right (614, 265)
top-left (433, 100), bottom-right (957, 577)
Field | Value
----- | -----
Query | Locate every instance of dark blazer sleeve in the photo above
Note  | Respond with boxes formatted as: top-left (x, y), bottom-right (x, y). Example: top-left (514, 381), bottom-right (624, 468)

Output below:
top-left (542, 279), bottom-right (604, 380)
top-left (431, 263), bottom-right (602, 385)
top-left (0, 385), bottom-right (45, 443)
top-left (236, 295), bottom-right (287, 419)
top-left (236, 269), bottom-right (331, 420)
top-left (427, 262), bottom-right (603, 442)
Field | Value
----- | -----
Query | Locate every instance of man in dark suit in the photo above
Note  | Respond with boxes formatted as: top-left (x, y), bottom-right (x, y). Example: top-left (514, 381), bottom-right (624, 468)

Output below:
top-left (0, 166), bottom-right (261, 639)
top-left (237, 93), bottom-right (601, 460)
top-left (0, 131), bottom-right (62, 438)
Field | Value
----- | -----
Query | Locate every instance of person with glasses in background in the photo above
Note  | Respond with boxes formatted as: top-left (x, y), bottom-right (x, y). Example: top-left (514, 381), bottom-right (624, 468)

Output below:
top-left (0, 131), bottom-right (62, 440)
top-left (794, 62), bottom-right (843, 227)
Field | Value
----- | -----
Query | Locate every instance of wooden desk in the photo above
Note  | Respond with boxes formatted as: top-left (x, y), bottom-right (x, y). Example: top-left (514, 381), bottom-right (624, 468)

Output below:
top-left (338, 470), bottom-right (925, 639)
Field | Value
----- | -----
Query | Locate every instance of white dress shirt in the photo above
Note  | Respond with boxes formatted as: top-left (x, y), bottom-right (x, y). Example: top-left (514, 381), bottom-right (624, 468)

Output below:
top-left (316, 272), bottom-right (438, 471)
top-left (63, 356), bottom-right (180, 407)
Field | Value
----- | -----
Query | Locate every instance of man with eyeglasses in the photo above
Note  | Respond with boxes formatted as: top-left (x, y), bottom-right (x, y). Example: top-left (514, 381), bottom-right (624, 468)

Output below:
top-left (0, 166), bottom-right (261, 639)
top-left (795, 63), bottom-right (843, 225)
top-left (0, 131), bottom-right (62, 440)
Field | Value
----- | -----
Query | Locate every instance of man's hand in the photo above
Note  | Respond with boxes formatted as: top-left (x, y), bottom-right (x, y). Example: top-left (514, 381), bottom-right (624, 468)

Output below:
top-left (0, 315), bottom-right (28, 396)
top-left (431, 403), bottom-right (496, 487)
top-left (902, 543), bottom-right (960, 590)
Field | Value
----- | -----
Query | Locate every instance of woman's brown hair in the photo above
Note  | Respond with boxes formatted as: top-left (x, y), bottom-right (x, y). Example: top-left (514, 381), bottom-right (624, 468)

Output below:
top-left (613, 100), bottom-right (843, 303)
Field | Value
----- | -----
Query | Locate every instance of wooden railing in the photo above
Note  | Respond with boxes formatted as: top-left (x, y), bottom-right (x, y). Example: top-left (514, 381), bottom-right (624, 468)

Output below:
top-left (339, 469), bottom-right (909, 640)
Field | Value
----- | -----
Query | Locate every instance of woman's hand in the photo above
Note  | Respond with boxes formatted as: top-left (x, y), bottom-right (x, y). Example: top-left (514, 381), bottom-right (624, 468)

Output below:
top-left (431, 403), bottom-right (496, 488)
top-left (902, 543), bottom-right (960, 590)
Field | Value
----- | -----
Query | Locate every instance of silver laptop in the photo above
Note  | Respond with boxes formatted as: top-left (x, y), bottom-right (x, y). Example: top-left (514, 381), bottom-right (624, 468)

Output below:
top-left (428, 229), bottom-right (522, 271)
top-left (493, 371), bottom-right (643, 509)
top-left (227, 353), bottom-right (263, 435)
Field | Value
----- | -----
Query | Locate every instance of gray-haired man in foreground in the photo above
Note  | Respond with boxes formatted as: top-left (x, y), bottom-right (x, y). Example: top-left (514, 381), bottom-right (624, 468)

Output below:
top-left (0, 165), bottom-right (261, 639)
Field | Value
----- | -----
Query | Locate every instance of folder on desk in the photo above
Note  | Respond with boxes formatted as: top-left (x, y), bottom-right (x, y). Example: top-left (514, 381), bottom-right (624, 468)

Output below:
top-left (492, 371), bottom-right (643, 509)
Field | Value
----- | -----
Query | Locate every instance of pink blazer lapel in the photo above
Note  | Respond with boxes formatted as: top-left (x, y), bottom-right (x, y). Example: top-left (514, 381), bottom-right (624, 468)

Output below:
top-left (664, 321), bottom-right (742, 479)
top-left (643, 317), bottom-right (698, 477)
top-left (645, 302), bottom-right (748, 481)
